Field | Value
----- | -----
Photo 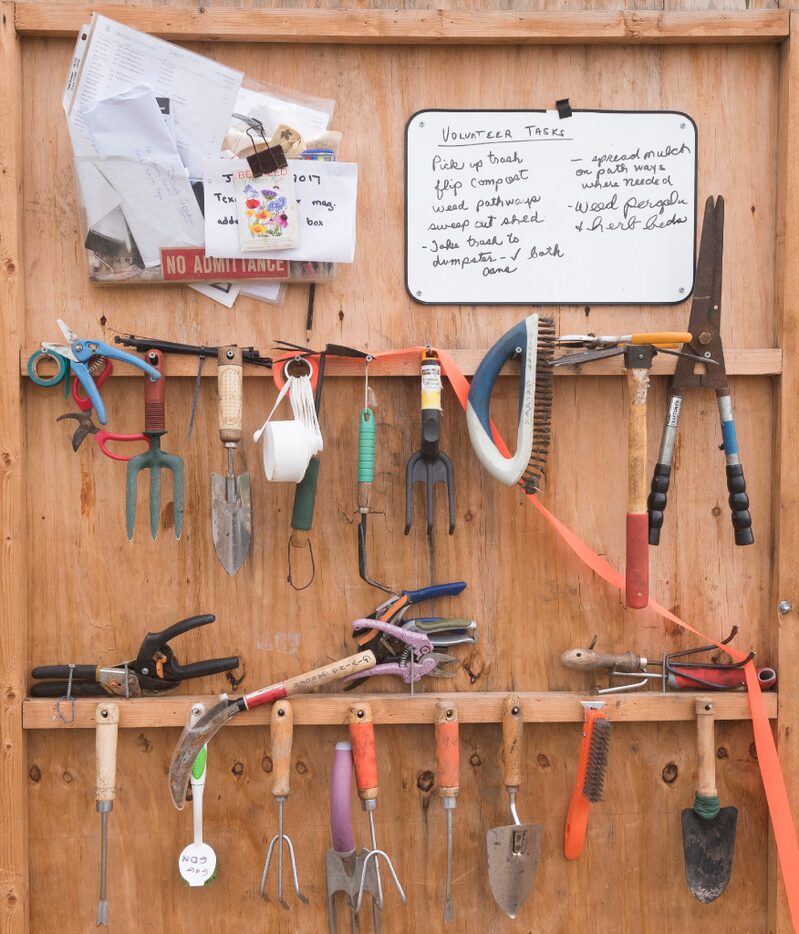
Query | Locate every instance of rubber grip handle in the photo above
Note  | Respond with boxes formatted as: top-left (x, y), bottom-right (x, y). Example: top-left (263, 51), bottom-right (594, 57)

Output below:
top-left (405, 582), bottom-right (467, 603)
top-left (271, 700), bottom-right (293, 798)
top-left (31, 664), bottom-right (97, 681)
top-left (30, 681), bottom-right (107, 697)
top-left (330, 742), bottom-right (355, 853)
top-left (502, 694), bottom-right (523, 790)
top-left (358, 408), bottom-right (376, 484)
top-left (96, 703), bottom-right (120, 804)
top-left (630, 332), bottom-right (693, 345)
top-left (168, 657), bottom-right (239, 680)
top-left (217, 346), bottom-right (243, 443)
top-left (647, 462), bottom-right (671, 546)
top-left (142, 350), bottom-right (165, 434)
top-left (625, 513), bottom-right (649, 609)
top-left (435, 701), bottom-right (459, 799)
top-left (727, 464), bottom-right (754, 546)
top-left (291, 456), bottom-right (320, 532)
top-left (695, 698), bottom-right (717, 797)
top-left (669, 666), bottom-right (777, 690)
top-left (349, 702), bottom-right (378, 801)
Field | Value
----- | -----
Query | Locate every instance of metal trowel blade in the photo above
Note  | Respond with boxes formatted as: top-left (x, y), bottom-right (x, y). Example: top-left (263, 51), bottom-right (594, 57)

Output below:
top-left (681, 806), bottom-right (738, 903)
top-left (486, 822), bottom-right (542, 919)
top-left (211, 471), bottom-right (251, 575)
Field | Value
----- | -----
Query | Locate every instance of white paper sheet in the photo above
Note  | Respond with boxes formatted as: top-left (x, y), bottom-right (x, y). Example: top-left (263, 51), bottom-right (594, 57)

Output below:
top-left (68, 14), bottom-right (243, 178)
top-left (203, 158), bottom-right (357, 263)
top-left (233, 86), bottom-right (332, 141)
top-left (83, 87), bottom-right (205, 267)
top-left (239, 282), bottom-right (283, 303)
top-left (190, 282), bottom-right (240, 307)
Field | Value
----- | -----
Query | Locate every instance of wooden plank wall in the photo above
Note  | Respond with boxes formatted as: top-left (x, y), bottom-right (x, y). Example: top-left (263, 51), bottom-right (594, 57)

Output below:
top-left (8, 4), bottom-right (788, 933)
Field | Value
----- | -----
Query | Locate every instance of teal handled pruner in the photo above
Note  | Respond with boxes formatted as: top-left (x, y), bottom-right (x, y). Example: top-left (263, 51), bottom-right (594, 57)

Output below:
top-left (125, 350), bottom-right (184, 540)
top-left (41, 319), bottom-right (161, 425)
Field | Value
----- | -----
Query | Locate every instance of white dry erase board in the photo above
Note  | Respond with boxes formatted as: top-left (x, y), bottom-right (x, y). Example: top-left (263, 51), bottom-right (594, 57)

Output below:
top-left (405, 109), bottom-right (697, 305)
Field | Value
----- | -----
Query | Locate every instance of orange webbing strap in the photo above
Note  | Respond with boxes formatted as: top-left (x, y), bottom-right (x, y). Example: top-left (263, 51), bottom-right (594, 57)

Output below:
top-left (275, 343), bottom-right (799, 926)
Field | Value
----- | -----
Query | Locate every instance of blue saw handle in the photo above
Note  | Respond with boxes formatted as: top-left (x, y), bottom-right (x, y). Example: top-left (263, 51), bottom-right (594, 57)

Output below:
top-left (405, 582), bottom-right (467, 604)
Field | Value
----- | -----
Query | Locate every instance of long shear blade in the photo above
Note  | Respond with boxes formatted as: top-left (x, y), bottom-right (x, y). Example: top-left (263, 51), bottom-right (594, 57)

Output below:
top-left (57, 319), bottom-right (80, 344)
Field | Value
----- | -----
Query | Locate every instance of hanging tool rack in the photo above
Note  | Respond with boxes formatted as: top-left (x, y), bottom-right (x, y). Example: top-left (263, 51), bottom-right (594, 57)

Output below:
top-left (2, 5), bottom-right (798, 933)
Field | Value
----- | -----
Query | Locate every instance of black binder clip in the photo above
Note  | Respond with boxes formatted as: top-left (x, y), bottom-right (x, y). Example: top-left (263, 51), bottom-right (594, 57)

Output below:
top-left (232, 112), bottom-right (289, 178)
top-left (556, 98), bottom-right (573, 119)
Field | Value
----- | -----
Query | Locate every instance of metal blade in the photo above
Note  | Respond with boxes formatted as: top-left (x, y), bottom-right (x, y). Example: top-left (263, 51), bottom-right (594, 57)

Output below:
top-left (681, 806), bottom-right (738, 903)
top-left (211, 471), bottom-right (251, 575)
top-left (57, 318), bottom-right (78, 344)
top-left (486, 823), bottom-right (542, 919)
top-left (169, 699), bottom-right (240, 808)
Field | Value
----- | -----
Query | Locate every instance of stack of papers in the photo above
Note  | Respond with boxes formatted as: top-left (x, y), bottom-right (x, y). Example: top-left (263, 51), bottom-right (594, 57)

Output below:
top-left (63, 14), bottom-right (358, 308)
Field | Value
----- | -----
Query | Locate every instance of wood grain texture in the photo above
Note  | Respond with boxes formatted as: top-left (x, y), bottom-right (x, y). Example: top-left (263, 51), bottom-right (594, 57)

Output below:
top-left (19, 346), bottom-right (785, 377)
top-left (773, 12), bottom-right (799, 933)
top-left (23, 691), bottom-right (778, 729)
top-left (8, 16), bottom-right (786, 934)
top-left (0, 4), bottom-right (29, 932)
top-left (13, 5), bottom-right (791, 43)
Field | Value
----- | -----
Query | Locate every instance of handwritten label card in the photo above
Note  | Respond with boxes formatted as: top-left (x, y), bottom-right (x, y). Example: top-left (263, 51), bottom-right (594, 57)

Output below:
top-left (203, 158), bottom-right (357, 263)
top-left (406, 110), bottom-right (697, 305)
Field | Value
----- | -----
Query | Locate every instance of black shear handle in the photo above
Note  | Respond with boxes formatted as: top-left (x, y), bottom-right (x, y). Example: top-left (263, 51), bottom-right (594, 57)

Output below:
top-left (168, 656), bottom-right (240, 681)
top-left (30, 664), bottom-right (97, 681)
top-left (144, 614), bottom-right (216, 645)
top-left (30, 681), bottom-right (108, 698)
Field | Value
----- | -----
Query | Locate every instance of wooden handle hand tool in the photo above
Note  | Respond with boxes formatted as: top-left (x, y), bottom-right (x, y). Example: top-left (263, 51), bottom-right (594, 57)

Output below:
top-left (218, 345), bottom-right (243, 445)
top-left (625, 354), bottom-right (651, 609)
top-left (560, 648), bottom-right (645, 672)
top-left (503, 693), bottom-right (523, 808)
top-left (95, 702), bottom-right (119, 927)
top-left (170, 652), bottom-right (376, 809)
top-left (260, 701), bottom-right (308, 908)
top-left (348, 702), bottom-right (407, 924)
top-left (435, 701), bottom-right (459, 924)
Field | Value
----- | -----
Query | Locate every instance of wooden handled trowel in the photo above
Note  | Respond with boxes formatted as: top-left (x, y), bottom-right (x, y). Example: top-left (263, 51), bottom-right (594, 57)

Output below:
top-left (681, 697), bottom-right (738, 903)
top-left (211, 346), bottom-right (252, 575)
top-left (486, 694), bottom-right (542, 919)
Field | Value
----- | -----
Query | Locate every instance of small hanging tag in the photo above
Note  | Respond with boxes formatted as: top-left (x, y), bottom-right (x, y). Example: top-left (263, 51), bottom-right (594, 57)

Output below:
top-left (233, 162), bottom-right (300, 252)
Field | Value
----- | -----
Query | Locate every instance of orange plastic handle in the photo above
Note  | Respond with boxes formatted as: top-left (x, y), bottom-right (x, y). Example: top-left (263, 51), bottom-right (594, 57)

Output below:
top-left (349, 702), bottom-right (378, 801)
top-left (564, 709), bottom-right (606, 860)
top-left (435, 702), bottom-right (459, 797)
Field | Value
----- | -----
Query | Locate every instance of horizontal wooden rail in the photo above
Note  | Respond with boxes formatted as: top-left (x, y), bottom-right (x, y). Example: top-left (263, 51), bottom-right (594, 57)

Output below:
top-left (23, 690), bottom-right (776, 729)
top-left (13, 7), bottom-right (790, 45)
top-left (21, 347), bottom-right (783, 379)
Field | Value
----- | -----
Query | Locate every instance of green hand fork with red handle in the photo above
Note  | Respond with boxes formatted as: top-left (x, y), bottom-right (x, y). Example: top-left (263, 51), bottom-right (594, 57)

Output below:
top-left (125, 350), bottom-right (185, 540)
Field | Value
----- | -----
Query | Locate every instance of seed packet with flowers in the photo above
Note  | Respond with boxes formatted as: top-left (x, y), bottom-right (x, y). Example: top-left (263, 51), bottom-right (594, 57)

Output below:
top-left (233, 166), bottom-right (299, 251)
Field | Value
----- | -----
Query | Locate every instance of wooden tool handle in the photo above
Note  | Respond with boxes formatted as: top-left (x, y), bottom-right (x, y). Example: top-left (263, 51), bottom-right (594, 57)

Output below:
top-left (282, 651), bottom-right (376, 697)
top-left (502, 694), bottom-right (523, 790)
top-left (271, 700), bottom-right (293, 799)
top-left (217, 346), bottom-right (243, 443)
top-left (695, 697), bottom-right (718, 797)
top-left (349, 702), bottom-right (378, 802)
top-left (95, 703), bottom-right (120, 804)
top-left (562, 649), bottom-right (643, 672)
top-left (435, 701), bottom-right (459, 799)
top-left (626, 367), bottom-right (650, 609)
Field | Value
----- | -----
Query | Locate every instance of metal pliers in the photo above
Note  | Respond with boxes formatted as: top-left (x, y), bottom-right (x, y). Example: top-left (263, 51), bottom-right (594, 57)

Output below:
top-left (30, 615), bottom-right (239, 698)
top-left (345, 620), bottom-right (457, 690)
top-left (647, 195), bottom-right (753, 547)
top-left (42, 319), bottom-right (162, 425)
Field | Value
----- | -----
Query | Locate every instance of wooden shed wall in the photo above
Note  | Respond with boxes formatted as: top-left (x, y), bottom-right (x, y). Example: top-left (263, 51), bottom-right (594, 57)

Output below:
top-left (2, 2), bottom-right (797, 933)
